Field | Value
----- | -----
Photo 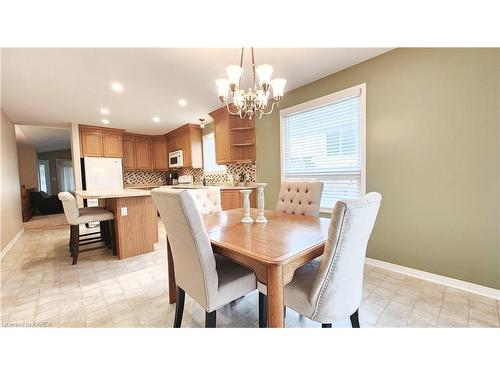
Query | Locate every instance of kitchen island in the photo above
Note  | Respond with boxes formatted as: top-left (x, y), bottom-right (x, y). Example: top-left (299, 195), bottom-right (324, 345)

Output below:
top-left (75, 189), bottom-right (158, 259)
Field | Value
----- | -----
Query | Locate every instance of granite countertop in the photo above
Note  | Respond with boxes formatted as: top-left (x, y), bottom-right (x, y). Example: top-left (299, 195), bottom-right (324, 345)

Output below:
top-left (125, 184), bottom-right (257, 190)
top-left (167, 184), bottom-right (256, 190)
top-left (75, 189), bottom-right (152, 199)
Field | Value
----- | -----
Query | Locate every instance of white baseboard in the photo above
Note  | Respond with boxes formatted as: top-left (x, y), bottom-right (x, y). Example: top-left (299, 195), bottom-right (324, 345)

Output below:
top-left (365, 257), bottom-right (500, 301)
top-left (1, 228), bottom-right (24, 260)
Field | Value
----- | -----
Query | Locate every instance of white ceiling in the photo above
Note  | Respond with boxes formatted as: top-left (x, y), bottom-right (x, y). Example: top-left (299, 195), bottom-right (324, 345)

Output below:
top-left (15, 125), bottom-right (70, 153)
top-left (2, 48), bottom-right (391, 134)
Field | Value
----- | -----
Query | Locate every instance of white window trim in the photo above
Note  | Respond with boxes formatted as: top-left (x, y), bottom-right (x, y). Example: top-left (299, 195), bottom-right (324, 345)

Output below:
top-left (279, 83), bottom-right (366, 214)
top-left (202, 132), bottom-right (227, 175)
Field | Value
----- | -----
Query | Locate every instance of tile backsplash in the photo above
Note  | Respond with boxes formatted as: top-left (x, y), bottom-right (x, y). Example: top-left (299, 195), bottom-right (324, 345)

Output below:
top-left (123, 163), bottom-right (256, 186)
top-left (123, 171), bottom-right (169, 185)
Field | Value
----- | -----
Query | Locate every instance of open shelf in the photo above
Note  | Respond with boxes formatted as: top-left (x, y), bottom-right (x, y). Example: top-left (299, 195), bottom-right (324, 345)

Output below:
top-left (230, 127), bottom-right (255, 131)
top-left (230, 143), bottom-right (255, 147)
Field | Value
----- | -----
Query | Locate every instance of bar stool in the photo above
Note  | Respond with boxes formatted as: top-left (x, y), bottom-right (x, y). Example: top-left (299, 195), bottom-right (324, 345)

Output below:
top-left (58, 192), bottom-right (116, 265)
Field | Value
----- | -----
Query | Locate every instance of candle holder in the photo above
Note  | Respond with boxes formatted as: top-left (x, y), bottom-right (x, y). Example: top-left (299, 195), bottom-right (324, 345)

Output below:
top-left (240, 189), bottom-right (254, 223)
top-left (255, 183), bottom-right (268, 223)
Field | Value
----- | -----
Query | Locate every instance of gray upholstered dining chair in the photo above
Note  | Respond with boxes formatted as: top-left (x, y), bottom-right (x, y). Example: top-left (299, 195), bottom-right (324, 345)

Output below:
top-left (58, 192), bottom-right (116, 265)
top-left (151, 188), bottom-right (257, 328)
top-left (259, 192), bottom-right (382, 328)
top-left (276, 180), bottom-right (324, 217)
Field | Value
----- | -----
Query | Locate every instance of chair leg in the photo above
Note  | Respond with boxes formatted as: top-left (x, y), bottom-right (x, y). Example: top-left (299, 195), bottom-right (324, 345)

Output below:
top-left (205, 311), bottom-right (216, 328)
top-left (259, 292), bottom-right (267, 328)
top-left (322, 323), bottom-right (332, 328)
top-left (109, 220), bottom-right (117, 256)
top-left (72, 225), bottom-right (80, 265)
top-left (69, 225), bottom-right (74, 254)
top-left (68, 225), bottom-right (73, 252)
top-left (173, 287), bottom-right (185, 328)
top-left (350, 309), bottom-right (360, 328)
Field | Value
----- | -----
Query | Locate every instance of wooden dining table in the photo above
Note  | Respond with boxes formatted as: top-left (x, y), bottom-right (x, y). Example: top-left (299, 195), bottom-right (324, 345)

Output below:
top-left (166, 208), bottom-right (331, 328)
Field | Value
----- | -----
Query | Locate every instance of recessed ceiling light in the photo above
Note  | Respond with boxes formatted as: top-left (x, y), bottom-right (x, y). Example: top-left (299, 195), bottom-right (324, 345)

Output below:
top-left (152, 116), bottom-right (160, 123)
top-left (178, 99), bottom-right (187, 106)
top-left (101, 119), bottom-right (110, 124)
top-left (100, 108), bottom-right (110, 115)
top-left (111, 82), bottom-right (124, 92)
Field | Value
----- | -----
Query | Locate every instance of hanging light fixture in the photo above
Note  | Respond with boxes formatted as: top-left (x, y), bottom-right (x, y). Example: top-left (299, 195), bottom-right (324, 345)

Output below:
top-left (199, 118), bottom-right (206, 129)
top-left (215, 48), bottom-right (286, 119)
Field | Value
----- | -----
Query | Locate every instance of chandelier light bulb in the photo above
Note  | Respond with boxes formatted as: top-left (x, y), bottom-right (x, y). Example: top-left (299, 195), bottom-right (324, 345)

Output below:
top-left (271, 78), bottom-right (286, 100)
top-left (225, 65), bottom-right (243, 86)
top-left (215, 78), bottom-right (229, 102)
top-left (256, 64), bottom-right (274, 89)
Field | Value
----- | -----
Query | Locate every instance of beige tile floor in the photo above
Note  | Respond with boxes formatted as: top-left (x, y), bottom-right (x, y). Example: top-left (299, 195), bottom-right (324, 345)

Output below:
top-left (1, 221), bottom-right (499, 328)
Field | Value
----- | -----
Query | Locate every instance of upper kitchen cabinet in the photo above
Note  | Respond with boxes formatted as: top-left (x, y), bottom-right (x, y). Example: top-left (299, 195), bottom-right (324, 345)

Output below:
top-left (134, 137), bottom-right (153, 170)
top-left (165, 124), bottom-right (202, 168)
top-left (208, 107), bottom-right (256, 164)
top-left (79, 125), bottom-right (124, 158)
top-left (152, 137), bottom-right (168, 170)
top-left (122, 136), bottom-right (136, 170)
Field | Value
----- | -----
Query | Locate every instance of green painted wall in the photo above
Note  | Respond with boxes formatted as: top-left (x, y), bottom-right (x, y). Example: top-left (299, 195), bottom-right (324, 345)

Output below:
top-left (256, 48), bottom-right (500, 289)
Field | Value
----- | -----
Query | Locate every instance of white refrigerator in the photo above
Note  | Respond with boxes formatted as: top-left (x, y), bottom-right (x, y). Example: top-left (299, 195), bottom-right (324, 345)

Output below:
top-left (83, 157), bottom-right (123, 207)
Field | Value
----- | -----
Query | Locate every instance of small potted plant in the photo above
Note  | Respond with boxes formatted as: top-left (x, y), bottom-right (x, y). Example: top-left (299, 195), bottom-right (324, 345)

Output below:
top-left (238, 172), bottom-right (246, 187)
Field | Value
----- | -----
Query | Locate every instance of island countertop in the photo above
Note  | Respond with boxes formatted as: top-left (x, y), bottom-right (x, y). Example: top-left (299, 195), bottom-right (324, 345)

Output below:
top-left (74, 188), bottom-right (152, 199)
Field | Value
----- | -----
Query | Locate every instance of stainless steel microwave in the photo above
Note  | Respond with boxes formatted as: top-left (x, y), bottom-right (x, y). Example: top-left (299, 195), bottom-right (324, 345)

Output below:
top-left (169, 150), bottom-right (183, 168)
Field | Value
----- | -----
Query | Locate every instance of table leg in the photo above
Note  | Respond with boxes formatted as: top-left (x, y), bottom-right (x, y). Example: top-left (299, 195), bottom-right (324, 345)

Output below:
top-left (267, 264), bottom-right (285, 328)
top-left (167, 238), bottom-right (177, 304)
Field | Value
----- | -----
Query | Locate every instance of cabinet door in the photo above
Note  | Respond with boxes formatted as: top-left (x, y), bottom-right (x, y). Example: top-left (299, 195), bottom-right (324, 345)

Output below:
top-left (102, 132), bottom-right (123, 157)
top-left (135, 138), bottom-right (152, 170)
top-left (189, 126), bottom-right (203, 168)
top-left (152, 139), bottom-right (168, 170)
top-left (81, 130), bottom-right (103, 157)
top-left (214, 118), bottom-right (230, 164)
top-left (221, 190), bottom-right (241, 210)
top-left (123, 137), bottom-right (136, 169)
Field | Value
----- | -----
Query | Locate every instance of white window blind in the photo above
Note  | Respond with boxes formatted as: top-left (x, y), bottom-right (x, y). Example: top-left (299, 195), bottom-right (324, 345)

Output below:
top-left (281, 85), bottom-right (365, 211)
top-left (203, 133), bottom-right (226, 173)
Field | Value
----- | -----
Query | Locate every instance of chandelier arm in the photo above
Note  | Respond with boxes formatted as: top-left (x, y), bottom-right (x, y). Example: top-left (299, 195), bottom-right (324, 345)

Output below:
top-left (224, 102), bottom-right (241, 116)
top-left (261, 101), bottom-right (280, 115)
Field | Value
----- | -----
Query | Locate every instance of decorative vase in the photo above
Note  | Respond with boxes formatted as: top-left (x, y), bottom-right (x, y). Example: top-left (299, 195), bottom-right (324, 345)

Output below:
top-left (240, 189), bottom-right (254, 223)
top-left (255, 183), bottom-right (268, 223)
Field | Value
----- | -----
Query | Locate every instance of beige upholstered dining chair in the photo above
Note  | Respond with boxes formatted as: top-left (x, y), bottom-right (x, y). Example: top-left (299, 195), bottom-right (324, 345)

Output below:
top-left (58, 192), bottom-right (116, 265)
top-left (186, 187), bottom-right (222, 214)
top-left (259, 192), bottom-right (382, 327)
top-left (276, 181), bottom-right (324, 217)
top-left (258, 180), bottom-right (324, 326)
top-left (151, 188), bottom-right (257, 328)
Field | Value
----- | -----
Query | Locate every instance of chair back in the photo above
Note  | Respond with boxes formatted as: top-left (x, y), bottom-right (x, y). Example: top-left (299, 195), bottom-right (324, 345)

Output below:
top-left (151, 188), bottom-right (218, 310)
top-left (276, 181), bottom-right (324, 217)
top-left (309, 192), bottom-right (381, 322)
top-left (187, 187), bottom-right (222, 214)
top-left (57, 192), bottom-right (80, 225)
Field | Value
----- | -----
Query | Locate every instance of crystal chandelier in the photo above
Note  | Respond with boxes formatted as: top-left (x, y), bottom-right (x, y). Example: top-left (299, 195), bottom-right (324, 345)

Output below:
top-left (215, 48), bottom-right (286, 119)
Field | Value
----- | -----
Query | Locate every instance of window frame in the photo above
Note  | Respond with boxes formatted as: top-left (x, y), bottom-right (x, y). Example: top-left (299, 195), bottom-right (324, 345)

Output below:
top-left (279, 83), bottom-right (366, 214)
top-left (202, 132), bottom-right (227, 174)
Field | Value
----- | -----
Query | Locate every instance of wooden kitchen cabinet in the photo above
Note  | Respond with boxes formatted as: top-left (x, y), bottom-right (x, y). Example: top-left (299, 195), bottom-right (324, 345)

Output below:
top-left (79, 125), bottom-right (124, 158)
top-left (102, 132), bottom-right (123, 157)
top-left (122, 136), bottom-right (136, 169)
top-left (220, 189), bottom-right (256, 210)
top-left (209, 107), bottom-right (256, 164)
top-left (152, 137), bottom-right (168, 170)
top-left (135, 137), bottom-right (153, 170)
top-left (165, 124), bottom-right (202, 168)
